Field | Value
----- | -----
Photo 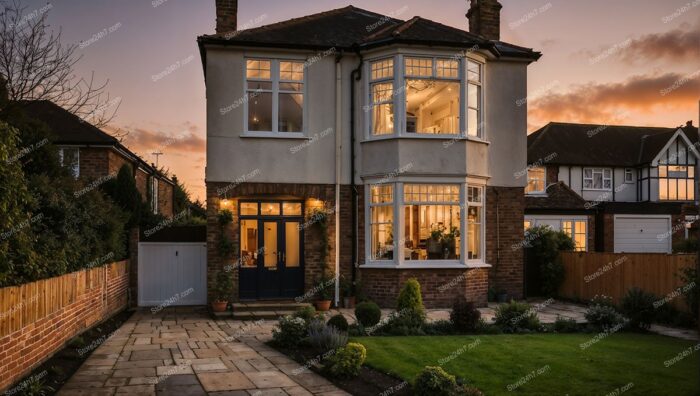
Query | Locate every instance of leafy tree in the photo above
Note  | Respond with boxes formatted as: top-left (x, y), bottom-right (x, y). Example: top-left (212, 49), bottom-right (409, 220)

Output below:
top-left (102, 165), bottom-right (142, 228)
top-left (526, 225), bottom-right (574, 297)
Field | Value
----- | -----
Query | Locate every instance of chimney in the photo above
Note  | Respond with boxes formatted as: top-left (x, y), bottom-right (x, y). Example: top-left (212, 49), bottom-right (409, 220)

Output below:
top-left (216, 0), bottom-right (237, 34)
top-left (467, 0), bottom-right (503, 41)
top-left (687, 121), bottom-right (694, 128)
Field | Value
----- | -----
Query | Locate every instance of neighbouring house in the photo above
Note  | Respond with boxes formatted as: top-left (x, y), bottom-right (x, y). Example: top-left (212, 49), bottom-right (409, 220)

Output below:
top-left (199, 0), bottom-right (540, 307)
top-left (23, 100), bottom-right (175, 217)
top-left (525, 121), bottom-right (700, 254)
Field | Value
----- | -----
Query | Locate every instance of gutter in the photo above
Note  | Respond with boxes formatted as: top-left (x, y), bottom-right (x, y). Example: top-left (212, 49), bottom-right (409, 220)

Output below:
top-left (349, 45), bottom-right (364, 292)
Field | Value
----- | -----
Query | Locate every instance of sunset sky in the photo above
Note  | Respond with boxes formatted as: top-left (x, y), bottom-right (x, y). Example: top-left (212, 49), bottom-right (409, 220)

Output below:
top-left (19, 0), bottom-right (700, 201)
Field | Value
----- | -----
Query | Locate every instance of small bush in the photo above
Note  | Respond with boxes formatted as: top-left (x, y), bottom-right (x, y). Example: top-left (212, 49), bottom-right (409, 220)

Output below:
top-left (620, 287), bottom-right (657, 330)
top-left (272, 315), bottom-right (307, 348)
top-left (396, 278), bottom-right (426, 328)
top-left (413, 366), bottom-right (457, 396)
top-left (673, 237), bottom-right (698, 253)
top-left (308, 319), bottom-right (348, 351)
top-left (355, 301), bottom-right (382, 327)
top-left (323, 342), bottom-right (366, 378)
top-left (327, 314), bottom-right (349, 331)
top-left (494, 301), bottom-right (541, 333)
top-left (450, 297), bottom-right (481, 332)
top-left (458, 385), bottom-right (485, 396)
top-left (423, 319), bottom-right (455, 335)
top-left (585, 302), bottom-right (625, 331)
top-left (526, 225), bottom-right (574, 297)
top-left (293, 306), bottom-right (317, 323)
top-left (680, 267), bottom-right (699, 321)
top-left (475, 318), bottom-right (501, 334)
top-left (553, 315), bottom-right (579, 333)
top-left (590, 294), bottom-right (616, 308)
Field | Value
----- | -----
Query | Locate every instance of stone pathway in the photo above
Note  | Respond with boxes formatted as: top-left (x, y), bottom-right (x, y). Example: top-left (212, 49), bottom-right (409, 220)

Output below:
top-left (58, 307), bottom-right (349, 396)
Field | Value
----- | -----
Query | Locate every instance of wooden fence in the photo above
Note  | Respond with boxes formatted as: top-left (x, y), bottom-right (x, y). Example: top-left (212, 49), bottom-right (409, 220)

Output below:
top-left (0, 261), bottom-right (129, 392)
top-left (559, 252), bottom-right (696, 311)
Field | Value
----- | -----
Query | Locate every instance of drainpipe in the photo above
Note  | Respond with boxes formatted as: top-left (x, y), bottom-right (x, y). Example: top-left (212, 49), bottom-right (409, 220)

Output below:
top-left (350, 45), bottom-right (364, 291)
top-left (334, 50), bottom-right (344, 307)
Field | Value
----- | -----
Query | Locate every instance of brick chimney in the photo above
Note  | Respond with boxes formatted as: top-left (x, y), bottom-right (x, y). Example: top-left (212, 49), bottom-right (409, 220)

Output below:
top-left (216, 0), bottom-right (237, 34)
top-left (467, 0), bottom-right (503, 41)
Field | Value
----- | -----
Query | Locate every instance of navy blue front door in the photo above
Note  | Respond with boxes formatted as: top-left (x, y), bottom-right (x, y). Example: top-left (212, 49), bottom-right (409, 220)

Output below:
top-left (239, 201), bottom-right (304, 300)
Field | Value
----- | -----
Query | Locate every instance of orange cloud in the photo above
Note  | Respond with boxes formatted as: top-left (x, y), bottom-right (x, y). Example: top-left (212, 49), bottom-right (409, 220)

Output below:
top-left (121, 127), bottom-right (205, 155)
top-left (529, 72), bottom-right (700, 130)
top-left (617, 22), bottom-right (700, 64)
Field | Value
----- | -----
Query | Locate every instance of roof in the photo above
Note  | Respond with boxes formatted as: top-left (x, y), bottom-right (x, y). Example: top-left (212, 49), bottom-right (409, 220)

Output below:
top-left (19, 100), bottom-right (173, 183)
top-left (525, 182), bottom-right (591, 211)
top-left (198, 6), bottom-right (540, 60)
top-left (527, 122), bottom-right (698, 167)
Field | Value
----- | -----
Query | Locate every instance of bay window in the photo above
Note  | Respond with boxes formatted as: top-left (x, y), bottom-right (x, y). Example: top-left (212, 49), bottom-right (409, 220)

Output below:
top-left (370, 58), bottom-right (394, 135)
top-left (583, 168), bottom-right (612, 190)
top-left (659, 165), bottom-right (695, 201)
top-left (370, 184), bottom-right (394, 260)
top-left (246, 59), bottom-right (304, 133)
top-left (466, 60), bottom-right (482, 137)
top-left (405, 57), bottom-right (460, 135)
top-left (404, 184), bottom-right (461, 260)
top-left (466, 186), bottom-right (483, 260)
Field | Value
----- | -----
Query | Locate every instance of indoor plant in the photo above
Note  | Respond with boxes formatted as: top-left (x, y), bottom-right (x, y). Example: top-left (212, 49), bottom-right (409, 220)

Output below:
top-left (441, 226), bottom-right (461, 259)
top-left (428, 224), bottom-right (446, 258)
top-left (212, 270), bottom-right (233, 312)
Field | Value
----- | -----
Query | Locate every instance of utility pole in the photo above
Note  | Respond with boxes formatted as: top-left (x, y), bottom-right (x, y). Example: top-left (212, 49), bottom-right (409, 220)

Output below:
top-left (152, 150), bottom-right (163, 167)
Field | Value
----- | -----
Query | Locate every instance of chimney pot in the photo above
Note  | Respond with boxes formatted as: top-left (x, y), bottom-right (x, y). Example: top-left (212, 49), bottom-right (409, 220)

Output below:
top-left (467, 0), bottom-right (503, 41)
top-left (687, 120), bottom-right (694, 127)
top-left (216, 0), bottom-right (237, 34)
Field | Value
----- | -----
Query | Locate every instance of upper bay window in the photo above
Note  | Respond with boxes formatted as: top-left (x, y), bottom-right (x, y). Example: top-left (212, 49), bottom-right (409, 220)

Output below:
top-left (583, 168), bottom-right (612, 191)
top-left (246, 59), bottom-right (304, 134)
top-left (368, 55), bottom-right (484, 139)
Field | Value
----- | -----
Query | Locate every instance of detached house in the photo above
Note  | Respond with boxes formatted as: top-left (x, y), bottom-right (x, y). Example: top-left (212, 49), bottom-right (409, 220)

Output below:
top-left (199, 0), bottom-right (541, 307)
top-left (24, 100), bottom-right (176, 217)
top-left (525, 121), bottom-right (699, 254)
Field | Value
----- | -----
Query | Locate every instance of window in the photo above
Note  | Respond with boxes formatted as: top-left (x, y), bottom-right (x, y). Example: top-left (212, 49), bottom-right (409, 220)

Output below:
top-left (562, 220), bottom-right (587, 251)
top-left (370, 185), bottom-right (394, 260)
top-left (246, 59), bottom-right (304, 133)
top-left (583, 168), bottom-right (612, 190)
top-left (525, 167), bottom-right (546, 194)
top-left (404, 184), bottom-right (461, 260)
top-left (405, 57), bottom-right (460, 135)
top-left (150, 178), bottom-right (159, 214)
top-left (467, 60), bottom-right (482, 137)
top-left (524, 220), bottom-right (532, 231)
top-left (370, 58), bottom-right (395, 135)
top-left (659, 165), bottom-right (695, 201)
top-left (58, 147), bottom-right (79, 178)
top-left (466, 186), bottom-right (482, 260)
top-left (624, 168), bottom-right (634, 183)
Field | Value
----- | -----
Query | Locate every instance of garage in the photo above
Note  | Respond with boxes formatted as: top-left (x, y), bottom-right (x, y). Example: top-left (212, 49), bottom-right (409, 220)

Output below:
top-left (614, 215), bottom-right (671, 253)
top-left (138, 242), bottom-right (207, 307)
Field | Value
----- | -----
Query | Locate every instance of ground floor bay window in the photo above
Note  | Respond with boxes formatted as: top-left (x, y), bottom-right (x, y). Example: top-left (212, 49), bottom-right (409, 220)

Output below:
top-left (366, 182), bottom-right (485, 266)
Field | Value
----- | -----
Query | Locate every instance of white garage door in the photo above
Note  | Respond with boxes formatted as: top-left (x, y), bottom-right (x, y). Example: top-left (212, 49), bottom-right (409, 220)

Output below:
top-left (138, 243), bottom-right (207, 306)
top-left (614, 216), bottom-right (671, 253)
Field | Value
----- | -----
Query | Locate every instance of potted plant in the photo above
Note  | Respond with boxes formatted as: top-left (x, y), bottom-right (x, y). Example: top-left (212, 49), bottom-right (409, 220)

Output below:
top-left (496, 289), bottom-right (509, 303)
top-left (315, 276), bottom-right (333, 311)
top-left (341, 278), bottom-right (356, 308)
top-left (427, 224), bottom-right (445, 259)
top-left (441, 226), bottom-right (461, 259)
top-left (212, 270), bottom-right (232, 312)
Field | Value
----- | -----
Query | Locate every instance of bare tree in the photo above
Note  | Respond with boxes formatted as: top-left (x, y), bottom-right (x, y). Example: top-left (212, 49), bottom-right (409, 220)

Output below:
top-left (0, 0), bottom-right (118, 127)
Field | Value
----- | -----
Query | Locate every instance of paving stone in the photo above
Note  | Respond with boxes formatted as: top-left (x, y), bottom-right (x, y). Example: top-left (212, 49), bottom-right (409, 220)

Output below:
top-left (244, 371), bottom-right (297, 388)
top-left (62, 381), bottom-right (105, 389)
top-left (194, 348), bottom-right (227, 358)
top-left (113, 368), bottom-right (157, 378)
top-left (248, 388), bottom-right (287, 396)
top-left (68, 374), bottom-right (111, 382)
top-left (104, 378), bottom-right (129, 387)
top-left (284, 386), bottom-right (314, 396)
top-left (56, 388), bottom-right (116, 396)
top-left (197, 372), bottom-right (255, 392)
top-left (130, 349), bottom-right (172, 361)
top-left (115, 384), bottom-right (155, 394)
top-left (193, 362), bottom-right (229, 372)
top-left (156, 384), bottom-right (208, 396)
top-left (207, 391), bottom-right (249, 396)
top-left (114, 359), bottom-right (164, 369)
top-left (129, 377), bottom-right (159, 385)
top-left (248, 358), bottom-right (276, 371)
top-left (156, 364), bottom-right (194, 376)
top-left (155, 374), bottom-right (200, 389)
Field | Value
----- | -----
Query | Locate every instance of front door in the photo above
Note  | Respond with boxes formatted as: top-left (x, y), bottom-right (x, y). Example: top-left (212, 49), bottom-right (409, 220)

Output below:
top-left (239, 201), bottom-right (304, 299)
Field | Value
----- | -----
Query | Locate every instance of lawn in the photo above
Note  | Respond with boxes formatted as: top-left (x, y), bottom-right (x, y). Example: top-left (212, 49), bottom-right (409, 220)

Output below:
top-left (353, 333), bottom-right (700, 395)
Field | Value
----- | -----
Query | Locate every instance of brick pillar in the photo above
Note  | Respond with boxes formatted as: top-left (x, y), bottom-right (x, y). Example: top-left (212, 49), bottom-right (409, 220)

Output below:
top-left (466, 0), bottom-right (502, 41)
top-left (485, 186), bottom-right (524, 300)
top-left (215, 0), bottom-right (237, 34)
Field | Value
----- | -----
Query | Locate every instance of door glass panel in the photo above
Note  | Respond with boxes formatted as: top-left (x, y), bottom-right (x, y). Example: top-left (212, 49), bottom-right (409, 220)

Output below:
top-left (283, 202), bottom-right (302, 216)
top-left (240, 203), bottom-right (258, 215)
top-left (263, 222), bottom-right (278, 268)
top-left (285, 222), bottom-right (301, 268)
top-left (240, 220), bottom-right (258, 267)
top-left (261, 202), bottom-right (280, 216)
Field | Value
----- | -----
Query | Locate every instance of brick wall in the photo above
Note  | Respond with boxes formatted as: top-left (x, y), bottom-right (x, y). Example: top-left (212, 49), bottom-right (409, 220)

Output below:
top-left (78, 147), bottom-right (109, 180)
top-left (546, 165), bottom-right (559, 185)
top-left (135, 169), bottom-right (149, 201)
top-left (107, 150), bottom-right (131, 176)
top-left (158, 181), bottom-right (174, 217)
top-left (486, 186), bottom-right (525, 300)
top-left (360, 268), bottom-right (489, 308)
top-left (0, 262), bottom-right (129, 393)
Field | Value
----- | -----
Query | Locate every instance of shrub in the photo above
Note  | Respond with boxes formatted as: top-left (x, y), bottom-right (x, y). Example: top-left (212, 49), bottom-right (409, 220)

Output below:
top-left (458, 386), bottom-right (484, 396)
top-left (272, 315), bottom-right (307, 348)
top-left (673, 238), bottom-right (698, 253)
top-left (323, 342), bottom-right (366, 378)
top-left (293, 306), bottom-right (317, 323)
top-left (620, 287), bottom-right (657, 330)
top-left (553, 315), bottom-right (579, 333)
top-left (590, 294), bottom-right (616, 308)
top-left (413, 366), bottom-right (457, 396)
top-left (475, 318), bottom-right (501, 334)
top-left (214, 271), bottom-right (232, 302)
top-left (450, 297), bottom-right (481, 332)
top-left (327, 314), bottom-right (349, 331)
top-left (494, 301), bottom-right (541, 333)
top-left (423, 319), bottom-right (455, 335)
top-left (308, 319), bottom-right (348, 351)
top-left (585, 300), bottom-right (625, 331)
top-left (355, 301), bottom-right (382, 327)
top-left (396, 278), bottom-right (426, 328)
top-left (525, 225), bottom-right (574, 297)
top-left (680, 267), bottom-right (699, 321)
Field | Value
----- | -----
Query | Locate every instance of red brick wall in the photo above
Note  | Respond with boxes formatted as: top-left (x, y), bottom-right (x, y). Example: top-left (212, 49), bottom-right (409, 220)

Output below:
top-left (135, 169), bottom-right (149, 201)
top-left (546, 165), bottom-right (559, 185)
top-left (158, 181), bottom-right (174, 217)
top-left (78, 147), bottom-right (109, 180)
top-left (107, 150), bottom-right (131, 176)
top-left (0, 262), bottom-right (129, 393)
top-left (360, 268), bottom-right (489, 308)
top-left (486, 186), bottom-right (525, 300)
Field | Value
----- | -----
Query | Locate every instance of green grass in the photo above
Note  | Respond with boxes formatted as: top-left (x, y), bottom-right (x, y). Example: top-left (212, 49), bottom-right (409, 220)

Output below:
top-left (352, 334), bottom-right (700, 395)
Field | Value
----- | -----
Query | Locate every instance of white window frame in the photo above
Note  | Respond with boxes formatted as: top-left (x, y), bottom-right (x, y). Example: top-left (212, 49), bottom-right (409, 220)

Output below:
top-left (368, 57), bottom-right (396, 137)
top-left (583, 167), bottom-right (612, 191)
top-left (243, 58), bottom-right (307, 138)
top-left (562, 220), bottom-right (587, 252)
top-left (58, 147), bottom-right (80, 178)
top-left (364, 53), bottom-right (485, 141)
top-left (368, 184), bottom-right (395, 263)
top-left (466, 60), bottom-right (483, 139)
top-left (466, 184), bottom-right (485, 262)
top-left (624, 168), bottom-right (634, 184)
top-left (525, 167), bottom-right (547, 195)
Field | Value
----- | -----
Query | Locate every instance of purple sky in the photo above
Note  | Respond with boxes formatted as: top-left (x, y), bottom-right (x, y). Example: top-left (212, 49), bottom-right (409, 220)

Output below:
top-left (19, 0), bottom-right (700, 200)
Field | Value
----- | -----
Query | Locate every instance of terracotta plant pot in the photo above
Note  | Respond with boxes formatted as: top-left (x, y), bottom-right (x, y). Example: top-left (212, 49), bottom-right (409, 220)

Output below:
top-left (343, 296), bottom-right (356, 309)
top-left (211, 301), bottom-right (228, 312)
top-left (315, 300), bottom-right (332, 311)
